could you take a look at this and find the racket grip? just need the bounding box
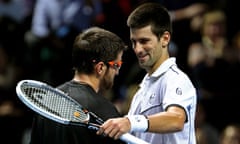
[120,133,150,144]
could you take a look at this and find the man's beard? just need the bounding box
[99,74,113,94]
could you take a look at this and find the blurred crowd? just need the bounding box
[1,0,240,144]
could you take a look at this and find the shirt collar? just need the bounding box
[151,57,176,78]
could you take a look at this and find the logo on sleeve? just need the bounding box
[149,93,156,104]
[176,87,182,95]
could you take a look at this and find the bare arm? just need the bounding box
[97,106,186,139]
[148,106,186,133]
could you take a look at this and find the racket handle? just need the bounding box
[120,133,149,144]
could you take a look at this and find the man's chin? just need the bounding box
[100,84,113,92]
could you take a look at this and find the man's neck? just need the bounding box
[73,74,99,92]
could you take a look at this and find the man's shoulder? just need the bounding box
[57,81,94,95]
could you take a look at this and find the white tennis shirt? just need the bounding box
[128,57,197,144]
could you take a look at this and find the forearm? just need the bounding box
[147,112,185,133]
[127,107,186,133]
[97,107,186,139]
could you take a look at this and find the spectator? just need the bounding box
[220,124,240,144]
[25,0,105,86]
[195,100,220,144]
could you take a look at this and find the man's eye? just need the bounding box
[139,39,148,44]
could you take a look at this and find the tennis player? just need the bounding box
[97,3,197,144]
[29,27,127,144]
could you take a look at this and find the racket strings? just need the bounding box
[21,84,89,122]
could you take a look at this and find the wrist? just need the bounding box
[126,115,149,132]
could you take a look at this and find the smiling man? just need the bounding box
[97,3,197,144]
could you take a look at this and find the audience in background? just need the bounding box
[0,41,32,144]
[220,124,240,144]
[0,0,240,143]
[0,0,32,23]
[188,9,228,69]
[25,0,105,86]
[195,100,219,144]
[187,9,240,130]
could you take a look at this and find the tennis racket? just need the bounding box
[16,80,149,144]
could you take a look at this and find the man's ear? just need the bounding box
[95,61,106,75]
[161,31,171,47]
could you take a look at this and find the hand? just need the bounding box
[97,117,131,139]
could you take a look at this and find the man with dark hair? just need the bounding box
[97,3,197,144]
[30,27,127,144]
